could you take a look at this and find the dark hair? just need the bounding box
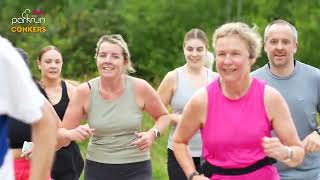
[38,45,61,61]
[15,48,50,100]
[183,28,209,49]
[15,48,29,66]
[35,81,49,100]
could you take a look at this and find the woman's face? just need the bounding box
[38,49,63,80]
[215,35,253,83]
[183,38,207,69]
[96,41,127,78]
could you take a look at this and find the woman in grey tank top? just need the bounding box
[157,28,217,180]
[57,34,170,180]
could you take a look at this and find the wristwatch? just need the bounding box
[152,128,160,140]
[283,146,293,162]
[188,172,200,180]
[315,127,320,135]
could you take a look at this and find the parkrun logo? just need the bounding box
[11,9,47,33]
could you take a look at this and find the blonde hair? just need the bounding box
[213,22,262,59]
[95,34,135,73]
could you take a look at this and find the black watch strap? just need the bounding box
[152,128,160,140]
[188,171,200,180]
[315,127,320,135]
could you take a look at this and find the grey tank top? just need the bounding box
[168,67,215,157]
[86,76,148,164]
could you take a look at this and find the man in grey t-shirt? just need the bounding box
[252,19,320,180]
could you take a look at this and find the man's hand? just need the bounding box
[302,131,320,154]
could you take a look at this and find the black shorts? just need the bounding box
[84,159,152,180]
[167,148,202,180]
[51,141,84,180]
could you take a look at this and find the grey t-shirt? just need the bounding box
[252,60,320,180]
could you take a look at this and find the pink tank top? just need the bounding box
[201,78,279,179]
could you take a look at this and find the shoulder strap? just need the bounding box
[61,80,68,99]
[87,82,91,89]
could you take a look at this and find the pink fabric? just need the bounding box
[201,78,279,180]
[14,158,51,180]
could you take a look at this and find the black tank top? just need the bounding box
[53,80,69,120]
[51,80,84,180]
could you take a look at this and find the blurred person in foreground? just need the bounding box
[0,36,57,180]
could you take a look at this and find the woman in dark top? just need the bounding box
[37,45,84,180]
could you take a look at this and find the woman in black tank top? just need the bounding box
[38,45,84,180]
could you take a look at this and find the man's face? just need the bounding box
[264,24,297,69]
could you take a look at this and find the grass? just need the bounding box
[78,114,170,180]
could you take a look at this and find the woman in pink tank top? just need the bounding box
[172,22,305,180]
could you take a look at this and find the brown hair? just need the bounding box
[38,45,62,61]
[183,28,209,49]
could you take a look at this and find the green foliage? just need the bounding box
[1,1,320,178]
[1,0,320,82]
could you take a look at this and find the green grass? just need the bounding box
[78,114,170,180]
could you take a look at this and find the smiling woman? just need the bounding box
[57,34,170,180]
[157,28,217,180]
[173,22,304,180]
[37,45,84,180]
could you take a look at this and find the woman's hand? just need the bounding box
[66,124,95,142]
[21,141,33,159]
[169,114,182,125]
[131,131,155,152]
[262,137,290,162]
